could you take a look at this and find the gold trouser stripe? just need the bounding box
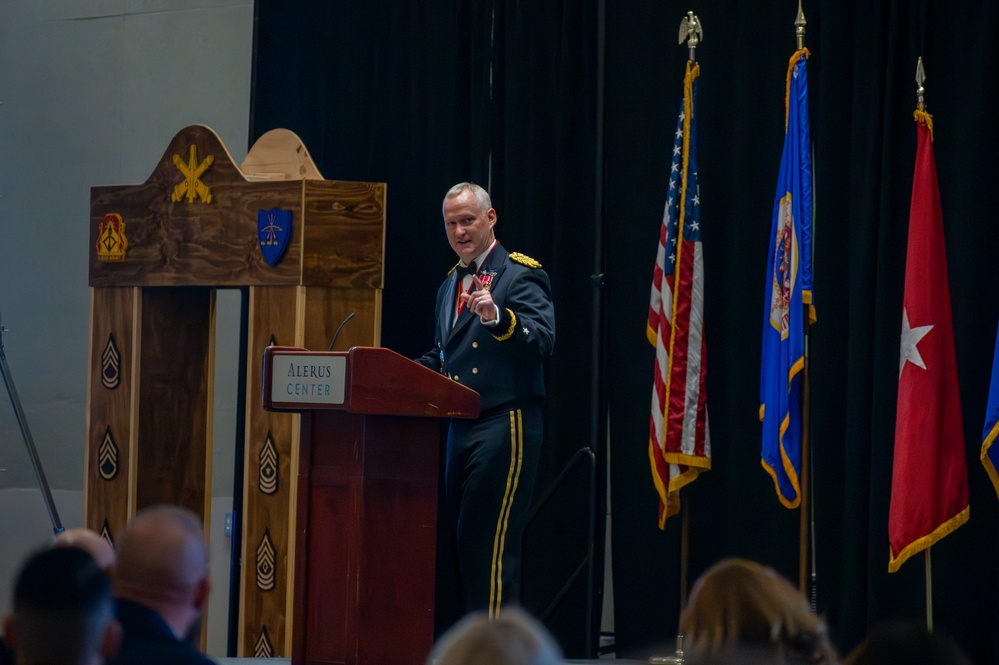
[488,409,524,619]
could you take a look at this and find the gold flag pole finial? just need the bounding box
[916,56,926,111]
[678,11,703,63]
[795,0,806,50]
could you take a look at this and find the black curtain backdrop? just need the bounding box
[251,1,999,662]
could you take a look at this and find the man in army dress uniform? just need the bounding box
[418,182,556,619]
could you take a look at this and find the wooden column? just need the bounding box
[241,285,299,656]
[85,287,140,544]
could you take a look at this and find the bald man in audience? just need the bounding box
[4,546,121,665]
[110,505,214,665]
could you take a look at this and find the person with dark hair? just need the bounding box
[3,546,121,665]
[842,620,972,665]
[111,505,213,665]
[679,557,839,665]
[426,607,562,665]
[54,528,116,574]
[417,182,556,617]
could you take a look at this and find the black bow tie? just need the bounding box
[456,261,477,279]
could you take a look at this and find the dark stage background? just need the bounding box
[250,1,999,662]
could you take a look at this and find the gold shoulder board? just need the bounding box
[509,252,542,269]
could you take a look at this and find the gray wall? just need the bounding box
[0,1,252,656]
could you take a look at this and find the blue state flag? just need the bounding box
[982,323,999,499]
[760,49,813,509]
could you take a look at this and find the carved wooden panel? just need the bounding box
[89,127,385,290]
[240,285,299,656]
[85,287,139,538]
[135,287,214,518]
[300,286,381,352]
[301,180,385,289]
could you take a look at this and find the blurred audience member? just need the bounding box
[111,505,213,665]
[842,620,972,665]
[427,607,561,665]
[55,528,116,574]
[3,546,120,665]
[679,557,838,665]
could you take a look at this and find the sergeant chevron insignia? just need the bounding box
[509,252,542,268]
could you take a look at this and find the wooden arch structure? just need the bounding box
[85,125,385,656]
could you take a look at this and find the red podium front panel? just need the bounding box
[263,346,478,665]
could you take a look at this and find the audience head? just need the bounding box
[113,504,210,640]
[842,620,972,665]
[3,546,120,665]
[679,557,838,665]
[54,528,116,574]
[426,607,562,665]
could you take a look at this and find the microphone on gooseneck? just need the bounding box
[328,312,356,351]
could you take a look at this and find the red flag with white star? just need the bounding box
[889,109,969,572]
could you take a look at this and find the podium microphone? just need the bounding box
[328,312,356,351]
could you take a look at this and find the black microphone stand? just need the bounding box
[0,313,64,535]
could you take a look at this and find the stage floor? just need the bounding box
[217,658,650,664]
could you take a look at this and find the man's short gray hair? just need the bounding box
[443,182,492,216]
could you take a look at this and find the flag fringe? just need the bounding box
[803,289,817,324]
[784,48,810,130]
[981,422,999,500]
[662,451,712,470]
[913,109,934,142]
[660,60,699,445]
[888,505,969,573]
[648,438,670,508]
[760,459,801,509]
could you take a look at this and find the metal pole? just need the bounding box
[809,141,819,611]
[800,312,811,593]
[925,548,934,633]
[0,314,64,534]
[917,57,932,637]
[795,2,810,595]
[680,496,689,613]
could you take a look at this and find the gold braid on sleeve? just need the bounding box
[493,309,517,341]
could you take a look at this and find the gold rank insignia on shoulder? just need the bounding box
[510,252,542,269]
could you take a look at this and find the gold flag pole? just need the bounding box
[679,10,703,64]
[792,0,814,600]
[915,55,934,634]
[677,11,702,622]
[795,0,806,51]
[648,14,704,665]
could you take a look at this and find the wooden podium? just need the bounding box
[263,345,479,665]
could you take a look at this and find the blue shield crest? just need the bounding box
[258,208,292,266]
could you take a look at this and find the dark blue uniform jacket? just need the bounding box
[417,242,555,412]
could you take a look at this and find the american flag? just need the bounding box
[646,61,710,529]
